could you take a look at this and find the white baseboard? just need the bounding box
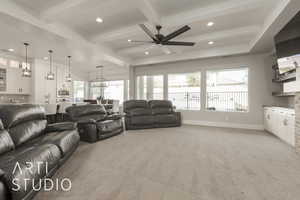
[183,120,264,130]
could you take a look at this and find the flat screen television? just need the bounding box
[275,11,300,74]
[277,54,300,74]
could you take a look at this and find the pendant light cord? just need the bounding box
[49,50,53,73]
[68,56,71,76]
[24,43,29,70]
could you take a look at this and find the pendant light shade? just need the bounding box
[46,50,55,80]
[95,65,107,88]
[21,43,31,77]
[66,56,72,82]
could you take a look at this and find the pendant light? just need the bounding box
[46,50,55,80]
[66,56,72,82]
[21,43,31,77]
[95,65,107,88]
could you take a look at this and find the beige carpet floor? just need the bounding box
[35,125,300,200]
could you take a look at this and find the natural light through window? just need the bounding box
[136,75,164,100]
[168,72,201,110]
[104,80,124,104]
[73,81,85,102]
[206,68,248,112]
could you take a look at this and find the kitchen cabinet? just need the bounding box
[264,107,295,146]
[1,67,31,95]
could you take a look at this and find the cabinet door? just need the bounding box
[277,111,286,140]
[264,108,272,132]
[6,67,31,94]
[19,75,31,94]
[6,68,20,94]
[285,114,295,146]
[270,109,279,135]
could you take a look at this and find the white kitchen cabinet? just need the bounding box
[264,107,295,146]
[3,67,31,95]
[264,108,272,132]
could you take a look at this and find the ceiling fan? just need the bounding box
[131,24,195,46]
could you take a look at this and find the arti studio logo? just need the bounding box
[11,161,72,192]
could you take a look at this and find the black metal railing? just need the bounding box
[168,92,201,110]
[206,91,248,112]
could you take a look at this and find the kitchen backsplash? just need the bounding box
[0,94,30,104]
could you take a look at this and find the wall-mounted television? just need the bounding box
[275,11,300,74]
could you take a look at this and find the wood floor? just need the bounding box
[35,125,300,200]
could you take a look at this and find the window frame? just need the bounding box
[167,71,201,111]
[205,67,249,113]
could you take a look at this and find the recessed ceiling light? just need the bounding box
[208,41,214,45]
[8,48,14,52]
[128,39,132,42]
[43,57,48,60]
[96,17,103,23]
[145,51,149,55]
[207,22,214,27]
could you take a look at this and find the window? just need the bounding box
[73,81,85,102]
[0,58,8,66]
[136,76,147,100]
[104,80,124,104]
[136,75,164,100]
[90,82,103,99]
[153,75,164,100]
[168,72,201,110]
[206,68,248,112]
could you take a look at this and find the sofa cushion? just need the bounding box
[151,107,173,115]
[0,143,61,200]
[130,115,154,125]
[123,100,148,113]
[128,108,152,116]
[76,114,107,122]
[66,105,107,121]
[149,100,174,115]
[96,119,122,134]
[28,130,80,157]
[153,114,178,124]
[0,104,46,129]
[0,130,14,155]
[148,100,173,109]
[44,122,77,133]
[8,120,47,147]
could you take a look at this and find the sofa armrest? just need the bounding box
[106,114,122,120]
[77,119,97,125]
[175,112,182,126]
[77,120,98,143]
[45,122,77,133]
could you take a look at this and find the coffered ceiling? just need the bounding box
[0,0,299,73]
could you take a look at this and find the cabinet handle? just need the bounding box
[267,114,270,120]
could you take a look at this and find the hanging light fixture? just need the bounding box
[46,50,55,80]
[95,65,107,88]
[21,43,31,77]
[66,56,72,82]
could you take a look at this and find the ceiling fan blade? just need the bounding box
[139,24,157,41]
[162,25,191,42]
[130,40,154,43]
[162,41,195,46]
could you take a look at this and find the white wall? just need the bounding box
[31,59,88,104]
[133,54,286,130]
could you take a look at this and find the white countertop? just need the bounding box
[264,106,295,114]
